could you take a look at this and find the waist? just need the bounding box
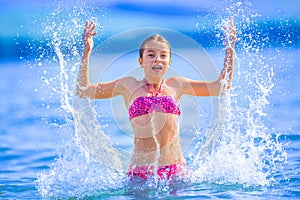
[130,142,185,167]
[133,133,181,153]
[127,163,188,180]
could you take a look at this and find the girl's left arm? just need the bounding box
[177,17,236,97]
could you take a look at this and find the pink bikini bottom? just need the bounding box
[127,163,187,180]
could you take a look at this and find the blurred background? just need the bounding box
[0,0,300,198]
[1,0,299,60]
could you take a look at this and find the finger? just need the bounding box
[230,18,236,31]
[85,21,89,29]
[84,21,90,34]
[230,17,234,26]
[87,23,92,30]
[90,24,97,32]
[88,21,95,29]
[230,28,236,35]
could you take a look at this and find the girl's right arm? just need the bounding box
[76,21,123,99]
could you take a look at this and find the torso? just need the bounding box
[121,77,185,167]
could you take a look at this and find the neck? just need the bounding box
[143,78,164,97]
[144,77,163,88]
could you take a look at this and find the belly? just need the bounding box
[130,138,185,166]
[131,112,178,139]
[130,112,185,166]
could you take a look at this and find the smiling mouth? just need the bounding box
[152,65,163,70]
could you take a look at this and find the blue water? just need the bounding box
[1,0,300,199]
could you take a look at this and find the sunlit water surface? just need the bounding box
[1,0,299,199]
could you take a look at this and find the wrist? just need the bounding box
[225,46,235,51]
[82,49,92,58]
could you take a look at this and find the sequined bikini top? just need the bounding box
[128,79,181,120]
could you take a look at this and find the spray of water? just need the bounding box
[35,1,126,198]
[34,0,288,198]
[190,0,287,187]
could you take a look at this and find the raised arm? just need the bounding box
[219,17,236,91]
[76,21,122,99]
[176,17,236,97]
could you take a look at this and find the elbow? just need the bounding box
[214,78,232,96]
[76,84,99,99]
[219,82,232,95]
[76,85,87,98]
[226,83,232,91]
[76,87,83,98]
[217,70,233,94]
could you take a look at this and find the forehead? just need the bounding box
[143,41,170,52]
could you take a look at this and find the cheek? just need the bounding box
[139,58,150,66]
[163,58,171,64]
[145,58,155,64]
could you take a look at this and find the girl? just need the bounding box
[77,18,236,180]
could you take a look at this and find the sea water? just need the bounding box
[1,0,299,199]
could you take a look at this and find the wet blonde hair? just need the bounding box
[139,34,171,58]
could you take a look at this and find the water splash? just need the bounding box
[190,0,287,187]
[35,1,125,198]
[34,0,289,198]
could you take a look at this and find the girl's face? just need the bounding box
[138,41,171,79]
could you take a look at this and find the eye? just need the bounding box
[147,54,154,57]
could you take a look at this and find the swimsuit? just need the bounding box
[128,79,181,120]
[128,79,184,180]
[127,163,187,180]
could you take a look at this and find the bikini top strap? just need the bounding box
[144,79,164,97]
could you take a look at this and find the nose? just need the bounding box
[154,55,162,63]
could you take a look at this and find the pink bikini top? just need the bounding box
[128,79,181,120]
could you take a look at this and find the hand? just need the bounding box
[82,21,97,52]
[223,17,236,49]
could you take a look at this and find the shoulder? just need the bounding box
[166,76,194,97]
[165,76,187,96]
[116,76,142,94]
[118,76,139,86]
[166,76,187,87]
[116,76,143,104]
